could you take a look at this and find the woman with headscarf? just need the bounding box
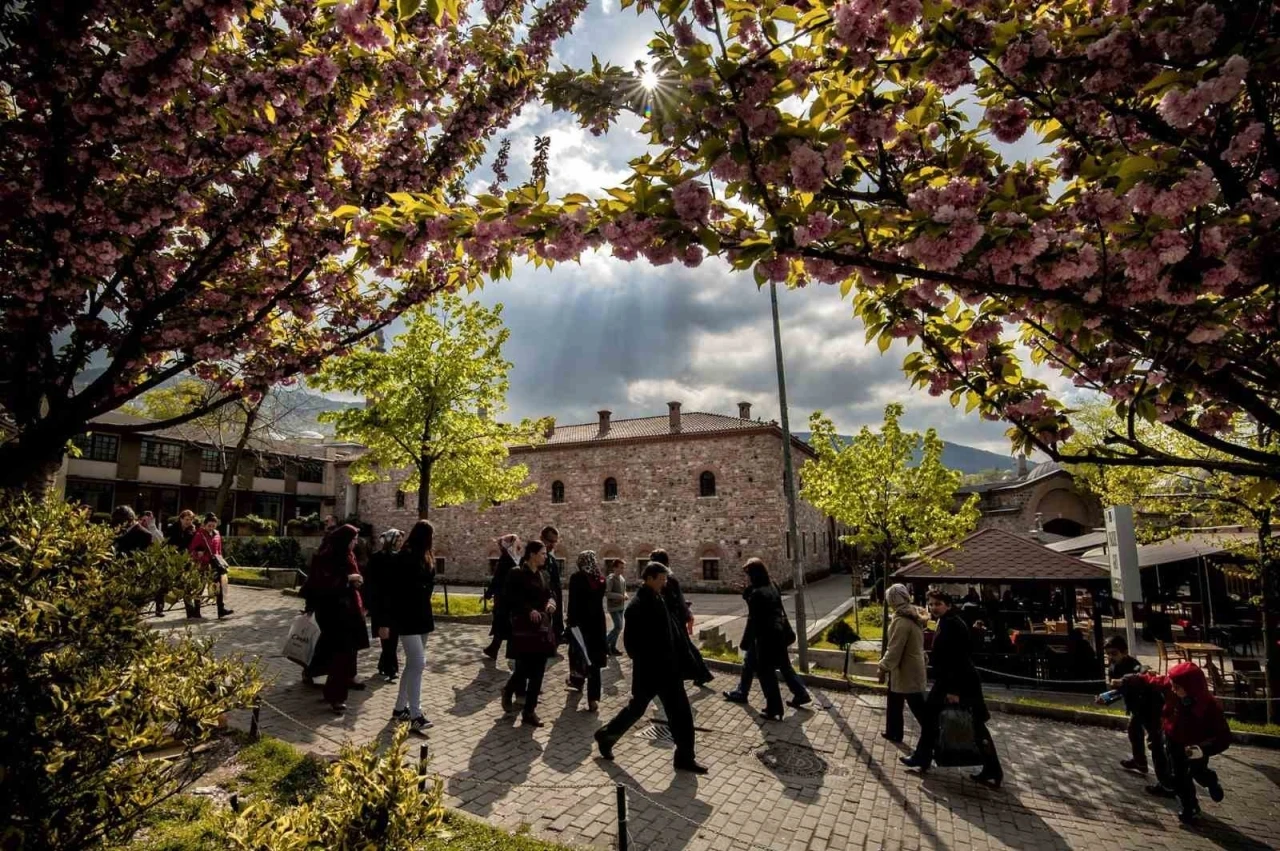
[365,528,403,683]
[483,533,521,659]
[384,520,436,735]
[503,540,556,726]
[879,583,929,743]
[567,550,608,712]
[300,524,370,713]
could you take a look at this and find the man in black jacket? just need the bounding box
[542,526,565,642]
[649,549,713,686]
[594,562,707,774]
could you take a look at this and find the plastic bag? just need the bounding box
[933,706,985,767]
[282,613,321,668]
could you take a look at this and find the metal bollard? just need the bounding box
[229,793,240,813]
[418,742,429,792]
[443,581,450,615]
[249,702,261,741]
[616,784,628,851]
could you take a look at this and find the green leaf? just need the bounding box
[331,205,362,219]
[398,0,422,18]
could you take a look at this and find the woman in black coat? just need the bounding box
[484,534,519,659]
[382,520,436,734]
[300,524,371,714]
[566,550,608,711]
[903,590,1003,787]
[502,539,555,726]
[742,558,793,721]
[364,528,403,683]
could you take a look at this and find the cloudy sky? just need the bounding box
[448,1,1068,452]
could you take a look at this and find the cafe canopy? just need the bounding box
[894,527,1110,584]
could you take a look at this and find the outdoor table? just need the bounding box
[1174,642,1226,674]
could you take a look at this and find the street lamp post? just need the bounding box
[769,281,809,672]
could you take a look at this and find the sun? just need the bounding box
[640,69,661,91]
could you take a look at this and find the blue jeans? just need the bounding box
[396,634,427,718]
[736,648,809,700]
[607,610,623,650]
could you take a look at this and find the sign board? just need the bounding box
[1104,506,1142,602]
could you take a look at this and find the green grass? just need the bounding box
[223,736,328,806]
[812,606,884,649]
[227,567,265,584]
[432,593,486,617]
[129,796,224,851]
[417,812,578,850]
[701,645,742,663]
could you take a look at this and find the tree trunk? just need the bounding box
[417,457,432,520]
[213,401,261,521]
[0,428,71,500]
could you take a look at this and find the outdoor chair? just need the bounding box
[1154,639,1181,674]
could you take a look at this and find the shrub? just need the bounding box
[230,515,276,535]
[826,620,860,648]
[858,605,884,629]
[222,727,446,850]
[284,513,323,533]
[224,536,304,571]
[0,496,261,851]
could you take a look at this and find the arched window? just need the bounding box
[699,471,716,497]
[551,480,565,504]
[394,490,405,509]
[603,477,618,502]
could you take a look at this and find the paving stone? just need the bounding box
[173,588,1280,851]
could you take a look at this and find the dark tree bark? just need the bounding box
[212,400,262,521]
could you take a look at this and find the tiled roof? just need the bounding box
[895,527,1109,583]
[87,411,333,461]
[539,412,769,445]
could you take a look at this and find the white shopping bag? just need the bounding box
[282,613,321,668]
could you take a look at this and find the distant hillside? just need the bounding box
[794,431,1017,475]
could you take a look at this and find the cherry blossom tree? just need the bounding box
[0,0,585,494]
[372,0,1280,484]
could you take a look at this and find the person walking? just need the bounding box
[300,524,370,714]
[902,590,1003,788]
[594,562,707,774]
[567,550,609,712]
[1125,662,1230,822]
[384,520,436,735]
[483,533,520,659]
[649,549,713,687]
[502,539,556,727]
[724,571,812,709]
[879,583,929,743]
[165,509,201,618]
[190,513,233,619]
[365,528,403,683]
[741,559,796,721]
[541,526,565,643]
[111,506,160,616]
[139,511,165,544]
[604,558,628,655]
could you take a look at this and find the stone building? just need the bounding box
[957,458,1102,539]
[337,403,837,591]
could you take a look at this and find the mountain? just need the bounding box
[793,431,1017,475]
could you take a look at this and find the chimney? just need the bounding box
[738,401,752,420]
[597,410,611,436]
[478,405,489,421]
[668,401,682,433]
[1016,453,1028,479]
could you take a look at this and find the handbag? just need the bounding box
[933,706,985,767]
[282,613,321,668]
[511,612,557,656]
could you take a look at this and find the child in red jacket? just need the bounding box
[1128,662,1231,823]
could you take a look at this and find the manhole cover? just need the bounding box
[755,743,846,777]
[634,724,675,745]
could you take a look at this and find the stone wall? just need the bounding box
[969,472,1103,537]
[341,430,833,591]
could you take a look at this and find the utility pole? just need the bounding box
[770,281,809,672]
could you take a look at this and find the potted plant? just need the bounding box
[285,513,323,537]
[231,514,276,536]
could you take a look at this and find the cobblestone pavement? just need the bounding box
[163,588,1280,851]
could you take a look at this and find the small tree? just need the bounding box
[0,496,261,851]
[801,404,979,650]
[311,294,550,519]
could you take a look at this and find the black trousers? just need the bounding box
[736,649,810,700]
[1127,714,1171,786]
[599,679,696,763]
[377,630,399,676]
[688,637,713,683]
[505,656,546,716]
[757,658,785,715]
[1167,742,1218,811]
[911,700,1003,780]
[885,691,927,742]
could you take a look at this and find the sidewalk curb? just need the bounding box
[701,659,1280,750]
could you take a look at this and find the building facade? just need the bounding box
[58,411,339,530]
[958,459,1103,539]
[339,403,836,591]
